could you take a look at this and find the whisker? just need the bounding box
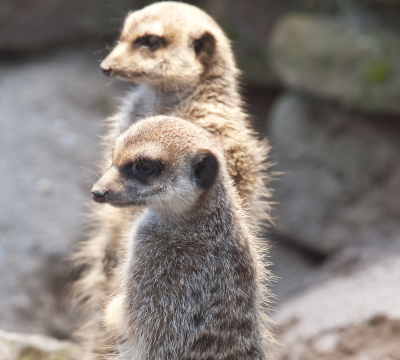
[93,47,109,56]
[85,161,107,171]
[105,4,128,16]
[79,166,100,179]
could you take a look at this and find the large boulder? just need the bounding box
[269,14,400,113]
[267,92,400,255]
[0,0,137,52]
[206,0,289,85]
[0,330,84,360]
[272,254,400,360]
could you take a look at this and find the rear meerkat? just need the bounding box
[91,116,274,360]
[74,1,272,356]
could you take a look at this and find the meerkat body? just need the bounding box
[74,2,272,356]
[91,116,273,360]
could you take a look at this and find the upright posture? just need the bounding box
[92,116,274,360]
[74,2,272,355]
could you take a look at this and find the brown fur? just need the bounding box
[72,2,273,357]
[92,116,275,360]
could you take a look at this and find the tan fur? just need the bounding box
[93,116,275,360]
[72,2,273,357]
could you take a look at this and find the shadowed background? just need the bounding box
[1,1,400,359]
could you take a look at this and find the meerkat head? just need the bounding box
[100,2,234,89]
[91,116,222,217]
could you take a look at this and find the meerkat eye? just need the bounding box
[135,160,153,173]
[135,35,165,51]
[131,159,164,183]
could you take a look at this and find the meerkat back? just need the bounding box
[92,116,274,360]
[73,2,273,357]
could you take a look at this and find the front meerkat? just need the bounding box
[91,116,274,360]
[74,2,272,356]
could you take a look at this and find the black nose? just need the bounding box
[102,68,113,77]
[92,190,109,203]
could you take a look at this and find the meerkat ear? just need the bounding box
[192,31,216,66]
[193,150,219,190]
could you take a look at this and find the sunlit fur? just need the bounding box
[92,116,275,360]
[72,2,273,357]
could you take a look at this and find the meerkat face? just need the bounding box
[100,2,224,89]
[91,117,220,215]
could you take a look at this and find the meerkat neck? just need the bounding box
[146,83,194,109]
[139,61,240,116]
[148,181,233,226]
[194,68,241,109]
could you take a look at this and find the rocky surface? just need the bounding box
[0,0,135,53]
[0,50,127,338]
[271,254,400,360]
[0,329,84,360]
[269,14,400,113]
[267,92,400,255]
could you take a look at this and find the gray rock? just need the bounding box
[0,0,137,52]
[205,0,288,85]
[268,92,400,255]
[0,50,127,337]
[272,254,400,360]
[268,239,322,303]
[269,14,400,113]
[0,329,84,360]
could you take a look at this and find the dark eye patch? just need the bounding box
[134,35,166,51]
[120,158,164,184]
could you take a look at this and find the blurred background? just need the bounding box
[1,0,400,359]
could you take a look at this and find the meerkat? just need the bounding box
[91,115,274,360]
[73,2,272,356]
